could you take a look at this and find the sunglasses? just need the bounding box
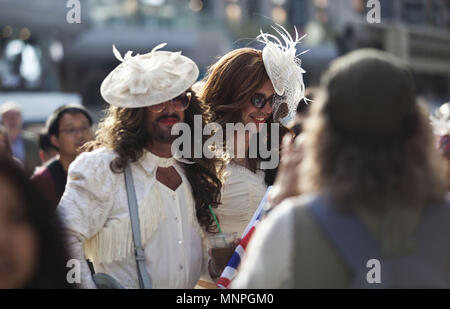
[250,93,275,109]
[149,92,192,113]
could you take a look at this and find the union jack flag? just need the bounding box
[216,187,272,289]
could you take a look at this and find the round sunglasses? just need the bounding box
[148,92,192,113]
[250,93,275,109]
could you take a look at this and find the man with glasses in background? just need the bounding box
[31,104,94,209]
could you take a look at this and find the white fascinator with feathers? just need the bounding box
[256,24,308,126]
[101,43,199,108]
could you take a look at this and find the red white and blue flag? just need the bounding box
[216,187,272,289]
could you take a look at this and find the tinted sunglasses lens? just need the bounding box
[251,94,266,108]
[150,103,164,112]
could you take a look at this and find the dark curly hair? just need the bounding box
[82,89,225,233]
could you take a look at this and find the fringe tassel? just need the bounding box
[84,168,207,265]
[84,187,166,264]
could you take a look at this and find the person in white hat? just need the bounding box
[58,44,225,289]
[199,24,307,280]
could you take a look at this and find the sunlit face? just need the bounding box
[145,99,185,143]
[240,80,274,131]
[1,110,21,130]
[0,176,38,289]
[50,112,93,158]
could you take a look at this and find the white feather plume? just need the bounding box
[256,24,308,127]
[430,103,450,136]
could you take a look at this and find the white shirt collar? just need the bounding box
[138,149,197,176]
[139,150,176,175]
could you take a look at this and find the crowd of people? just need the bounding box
[1,24,450,289]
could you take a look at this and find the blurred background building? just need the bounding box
[0,0,449,127]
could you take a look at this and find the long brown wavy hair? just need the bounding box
[83,89,225,232]
[300,50,447,213]
[200,48,288,184]
[302,100,447,211]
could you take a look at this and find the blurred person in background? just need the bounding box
[38,131,58,164]
[31,105,94,209]
[430,102,450,191]
[0,155,72,289]
[233,49,450,289]
[0,102,40,176]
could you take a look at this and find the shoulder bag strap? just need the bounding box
[124,165,152,289]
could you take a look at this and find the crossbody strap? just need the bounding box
[307,194,382,275]
[124,165,152,289]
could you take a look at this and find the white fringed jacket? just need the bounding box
[58,148,207,289]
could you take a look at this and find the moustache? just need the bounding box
[157,114,180,122]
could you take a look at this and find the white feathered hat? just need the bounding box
[100,43,199,108]
[256,24,308,127]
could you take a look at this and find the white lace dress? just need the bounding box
[216,162,268,237]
